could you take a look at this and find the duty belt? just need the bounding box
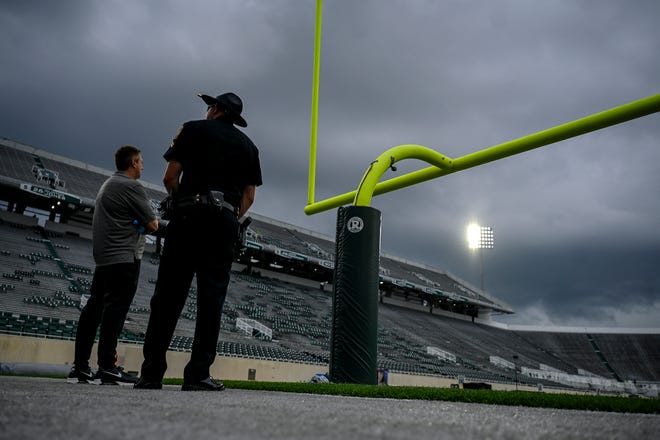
[175,192,238,216]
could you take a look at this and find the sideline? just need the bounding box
[1,376,658,440]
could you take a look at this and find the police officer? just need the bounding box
[136,92,262,391]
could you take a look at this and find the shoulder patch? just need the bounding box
[170,126,184,148]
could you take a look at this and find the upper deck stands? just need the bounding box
[591,333,660,382]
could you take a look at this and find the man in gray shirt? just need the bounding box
[68,145,158,385]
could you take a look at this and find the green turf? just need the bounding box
[4,373,656,414]
[161,379,660,414]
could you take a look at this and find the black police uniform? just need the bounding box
[140,117,262,384]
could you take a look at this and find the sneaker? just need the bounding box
[95,366,139,385]
[182,376,225,391]
[67,365,97,384]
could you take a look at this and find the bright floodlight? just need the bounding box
[467,223,481,249]
[467,223,494,291]
[480,226,494,249]
[467,223,494,249]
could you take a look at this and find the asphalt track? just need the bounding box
[1,376,658,440]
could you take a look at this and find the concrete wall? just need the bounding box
[387,372,456,388]
[0,334,324,382]
[0,334,601,395]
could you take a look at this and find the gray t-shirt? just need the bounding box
[92,172,156,266]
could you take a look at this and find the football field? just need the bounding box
[1,376,657,440]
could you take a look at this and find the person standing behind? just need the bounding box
[135,91,262,391]
[68,146,158,385]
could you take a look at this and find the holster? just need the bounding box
[233,216,252,256]
[158,196,175,220]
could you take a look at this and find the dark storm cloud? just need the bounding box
[1,0,659,327]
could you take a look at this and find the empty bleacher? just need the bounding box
[511,331,613,378]
[0,143,36,183]
[248,218,312,255]
[379,254,500,307]
[2,214,660,391]
[1,137,658,391]
[0,139,165,207]
[590,333,660,382]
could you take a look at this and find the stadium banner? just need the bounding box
[244,240,263,250]
[19,183,81,204]
[244,238,335,270]
[274,248,309,262]
[330,205,380,385]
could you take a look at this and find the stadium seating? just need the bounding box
[1,136,658,391]
[590,334,660,382]
[1,212,659,391]
[0,143,36,183]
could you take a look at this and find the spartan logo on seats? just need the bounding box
[347,216,364,233]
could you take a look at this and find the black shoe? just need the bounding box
[182,376,225,391]
[134,377,163,390]
[67,365,97,384]
[95,366,139,385]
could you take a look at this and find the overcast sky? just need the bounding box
[1,0,659,328]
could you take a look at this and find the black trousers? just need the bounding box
[140,206,238,382]
[74,260,141,369]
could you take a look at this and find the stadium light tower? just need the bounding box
[466,223,494,291]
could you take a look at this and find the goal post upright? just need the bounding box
[307,0,323,207]
[304,0,660,385]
